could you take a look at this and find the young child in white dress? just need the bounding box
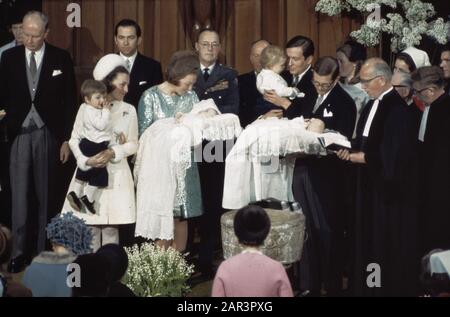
[67,80,111,214]
[256,45,303,99]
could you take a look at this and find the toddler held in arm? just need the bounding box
[256,45,304,100]
[67,79,111,215]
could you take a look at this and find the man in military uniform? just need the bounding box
[192,29,239,280]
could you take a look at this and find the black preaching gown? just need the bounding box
[351,89,420,297]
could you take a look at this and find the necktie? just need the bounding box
[30,51,37,79]
[203,68,210,82]
[126,58,131,72]
[312,95,324,113]
[292,75,299,87]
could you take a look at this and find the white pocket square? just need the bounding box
[323,108,333,117]
[139,81,147,86]
[52,70,62,77]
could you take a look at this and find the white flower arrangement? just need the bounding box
[123,243,194,297]
[315,0,449,52]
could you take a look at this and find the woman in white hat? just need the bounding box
[394,46,431,74]
[62,54,138,251]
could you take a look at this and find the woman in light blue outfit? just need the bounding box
[137,51,203,251]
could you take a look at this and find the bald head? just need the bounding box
[22,11,49,51]
[360,58,393,99]
[250,40,270,73]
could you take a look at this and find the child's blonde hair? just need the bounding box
[260,45,286,69]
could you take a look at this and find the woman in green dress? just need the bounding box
[137,51,203,251]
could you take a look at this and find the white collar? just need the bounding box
[201,63,216,73]
[294,65,311,83]
[26,42,45,59]
[376,86,394,101]
[240,247,263,255]
[120,51,138,64]
[318,83,337,102]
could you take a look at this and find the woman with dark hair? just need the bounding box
[394,46,431,74]
[62,54,138,251]
[336,40,370,137]
[211,205,293,297]
[135,50,203,252]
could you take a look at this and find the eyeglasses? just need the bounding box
[311,80,334,89]
[393,84,409,89]
[360,75,381,85]
[199,42,220,49]
[412,87,433,95]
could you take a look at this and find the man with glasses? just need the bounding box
[439,44,450,96]
[411,66,450,257]
[337,58,419,296]
[192,29,239,281]
[292,56,356,297]
[263,35,317,119]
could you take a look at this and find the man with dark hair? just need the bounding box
[193,29,239,281]
[439,43,450,95]
[337,58,420,296]
[0,11,23,61]
[293,56,356,297]
[0,11,77,273]
[264,35,317,119]
[411,66,450,255]
[114,19,163,109]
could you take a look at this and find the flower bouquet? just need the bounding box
[123,243,194,297]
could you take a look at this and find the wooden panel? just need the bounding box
[42,0,368,78]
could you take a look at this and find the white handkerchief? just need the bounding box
[52,70,62,77]
[139,81,147,86]
[323,108,333,117]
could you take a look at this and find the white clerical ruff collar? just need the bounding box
[362,87,393,137]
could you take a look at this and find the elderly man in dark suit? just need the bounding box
[192,29,239,280]
[0,11,77,272]
[264,35,318,119]
[238,39,279,128]
[115,19,163,109]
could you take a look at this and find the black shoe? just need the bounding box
[67,191,83,212]
[7,255,29,273]
[80,195,96,214]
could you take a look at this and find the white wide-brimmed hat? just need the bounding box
[93,54,127,81]
[430,250,450,276]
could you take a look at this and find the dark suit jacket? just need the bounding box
[0,43,77,144]
[282,68,318,119]
[238,71,285,127]
[298,84,357,229]
[125,53,163,108]
[418,93,450,251]
[193,63,239,114]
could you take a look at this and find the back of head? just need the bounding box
[71,253,111,297]
[363,57,393,82]
[314,56,340,80]
[46,212,93,256]
[234,205,271,247]
[0,224,12,266]
[260,45,285,69]
[411,66,446,89]
[96,244,128,282]
[337,40,367,63]
[285,35,314,59]
[167,50,199,85]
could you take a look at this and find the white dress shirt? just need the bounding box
[25,43,45,69]
[120,51,137,72]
